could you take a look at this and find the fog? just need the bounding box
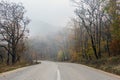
[0,0,76,60]
[7,0,75,37]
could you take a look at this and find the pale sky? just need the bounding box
[3,0,75,37]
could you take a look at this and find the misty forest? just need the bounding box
[0,0,120,75]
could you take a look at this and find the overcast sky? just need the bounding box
[5,0,75,37]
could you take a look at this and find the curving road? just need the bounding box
[0,61,120,80]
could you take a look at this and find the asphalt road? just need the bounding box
[0,61,120,80]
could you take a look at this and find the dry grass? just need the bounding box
[0,62,29,73]
[0,61,40,73]
[80,56,120,75]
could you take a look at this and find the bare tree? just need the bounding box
[0,1,30,64]
[73,0,108,59]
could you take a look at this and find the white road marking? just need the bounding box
[57,69,61,80]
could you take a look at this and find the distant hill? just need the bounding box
[29,21,61,37]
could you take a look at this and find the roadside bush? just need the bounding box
[107,56,120,65]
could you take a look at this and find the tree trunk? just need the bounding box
[12,54,16,64]
[12,45,17,64]
[106,38,111,56]
[7,52,10,65]
[90,36,99,59]
[0,55,3,63]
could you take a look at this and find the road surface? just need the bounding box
[0,61,120,80]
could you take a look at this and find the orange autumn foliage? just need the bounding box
[110,39,120,56]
